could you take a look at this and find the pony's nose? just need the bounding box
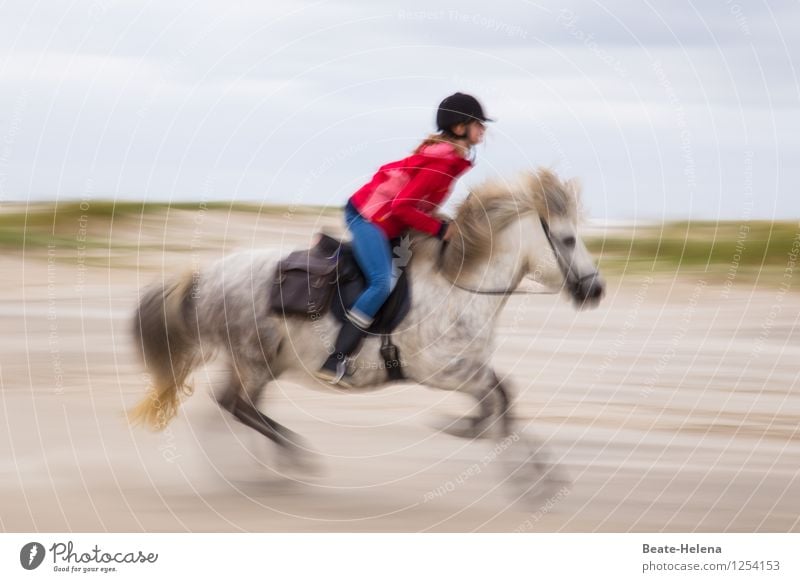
[587,279,604,300]
[581,273,605,302]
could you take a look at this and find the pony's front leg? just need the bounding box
[429,364,515,440]
[431,366,570,502]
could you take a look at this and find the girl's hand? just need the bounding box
[442,222,455,242]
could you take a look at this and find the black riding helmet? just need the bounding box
[436,92,494,136]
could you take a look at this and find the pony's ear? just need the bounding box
[565,176,582,196]
[565,177,586,223]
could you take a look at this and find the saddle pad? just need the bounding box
[268,249,338,317]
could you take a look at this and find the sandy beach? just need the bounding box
[2,209,798,532]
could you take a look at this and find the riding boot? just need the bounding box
[314,315,369,388]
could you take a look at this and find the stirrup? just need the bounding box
[330,360,356,388]
[315,359,355,389]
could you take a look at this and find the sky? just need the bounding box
[0,0,797,220]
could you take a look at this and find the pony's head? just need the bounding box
[522,168,605,308]
[435,167,604,308]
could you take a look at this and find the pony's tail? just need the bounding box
[128,271,199,431]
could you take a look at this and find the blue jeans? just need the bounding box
[344,201,393,324]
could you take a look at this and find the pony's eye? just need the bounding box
[562,236,576,248]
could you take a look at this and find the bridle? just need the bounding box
[538,217,600,295]
[437,217,597,297]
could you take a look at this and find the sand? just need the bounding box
[2,210,798,532]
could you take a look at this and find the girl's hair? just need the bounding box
[413,132,470,156]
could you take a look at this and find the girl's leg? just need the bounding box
[315,206,393,385]
[344,206,393,327]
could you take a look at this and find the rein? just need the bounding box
[447,277,558,296]
[435,222,555,296]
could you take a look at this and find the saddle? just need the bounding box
[268,233,411,380]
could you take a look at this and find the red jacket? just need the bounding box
[349,142,473,239]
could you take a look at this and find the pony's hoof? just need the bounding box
[276,446,322,479]
[431,415,493,439]
[513,477,572,515]
[498,434,572,510]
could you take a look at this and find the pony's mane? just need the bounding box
[412,168,581,278]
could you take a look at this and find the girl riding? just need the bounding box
[315,92,493,388]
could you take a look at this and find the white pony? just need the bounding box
[130,168,604,473]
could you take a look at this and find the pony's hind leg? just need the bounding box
[215,354,312,467]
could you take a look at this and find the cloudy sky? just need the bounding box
[0,0,797,219]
